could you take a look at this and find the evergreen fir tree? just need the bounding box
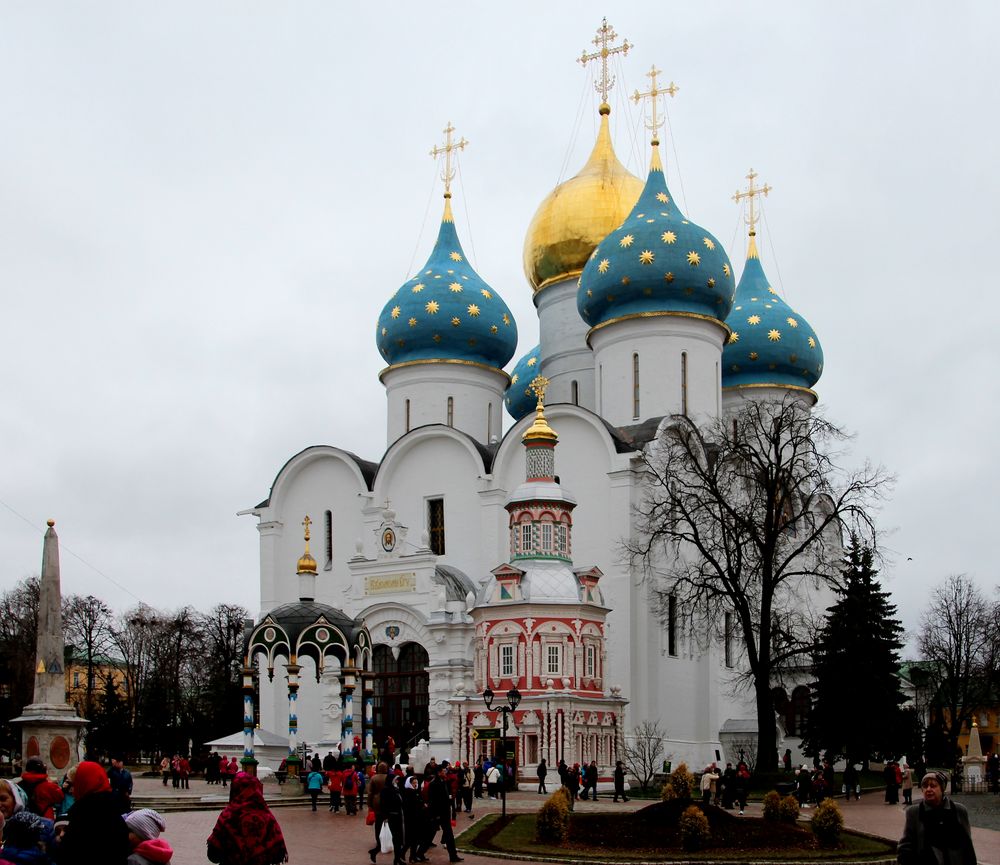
[804,537,907,765]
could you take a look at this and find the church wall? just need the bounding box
[536,280,596,411]
[590,317,724,426]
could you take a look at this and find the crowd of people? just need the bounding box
[697,761,753,814]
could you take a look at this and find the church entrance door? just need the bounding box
[373,643,429,757]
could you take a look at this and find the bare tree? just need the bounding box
[63,594,114,717]
[627,397,890,770]
[919,574,998,766]
[621,719,666,791]
[0,576,40,752]
[111,604,160,731]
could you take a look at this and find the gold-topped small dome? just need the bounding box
[297,515,318,576]
[523,110,643,294]
[522,375,558,444]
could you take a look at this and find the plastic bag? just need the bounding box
[379,820,393,853]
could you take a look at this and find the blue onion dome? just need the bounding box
[377,197,518,370]
[503,344,541,421]
[577,144,735,329]
[722,234,824,391]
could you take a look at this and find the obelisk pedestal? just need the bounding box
[10,521,87,771]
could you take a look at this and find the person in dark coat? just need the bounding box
[366,763,389,863]
[424,766,462,863]
[843,762,860,801]
[613,761,628,802]
[54,760,129,865]
[377,775,405,865]
[897,771,976,865]
[401,776,428,864]
[536,759,547,794]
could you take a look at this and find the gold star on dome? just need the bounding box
[747,314,761,325]
[639,250,654,264]
[620,234,635,248]
[723,263,731,277]
[728,331,740,344]
[467,303,480,317]
[481,289,492,299]
[598,258,610,273]
[511,373,519,384]
[590,248,599,260]
[707,278,715,288]
[502,313,511,325]
[636,213,645,218]
[526,357,537,367]
[787,317,798,328]
[687,251,701,266]
[808,336,817,348]
[425,300,440,314]
[381,327,387,336]
[391,306,401,319]
[433,333,442,342]
[768,329,781,341]
[749,351,759,360]
[656,192,669,204]
[450,251,463,262]
[450,282,463,292]
[703,238,715,250]
[586,289,593,297]
[408,317,417,327]
[664,272,675,283]
[661,230,677,244]
[412,283,425,293]
[490,325,498,334]
[768,286,778,294]
[621,276,630,286]
[451,316,461,326]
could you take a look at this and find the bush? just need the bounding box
[810,798,844,847]
[779,794,801,824]
[761,790,781,821]
[679,804,711,851]
[536,788,571,844]
[661,762,696,801]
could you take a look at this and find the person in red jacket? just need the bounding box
[18,757,64,820]
[327,767,343,813]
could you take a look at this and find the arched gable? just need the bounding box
[359,601,434,651]
[373,424,491,490]
[266,445,374,513]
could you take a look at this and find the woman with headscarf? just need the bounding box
[124,809,172,865]
[1,811,52,865]
[401,775,428,864]
[51,760,129,865]
[0,780,28,821]
[206,773,287,865]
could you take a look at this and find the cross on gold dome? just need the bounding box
[732,168,772,237]
[529,374,550,407]
[429,121,468,198]
[302,515,312,542]
[631,65,678,145]
[578,17,632,108]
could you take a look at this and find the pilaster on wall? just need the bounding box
[258,521,282,615]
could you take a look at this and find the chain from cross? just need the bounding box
[631,65,679,144]
[578,17,632,105]
[302,515,312,542]
[429,121,468,197]
[529,375,550,406]
[732,169,772,236]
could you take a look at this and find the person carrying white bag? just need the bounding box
[373,774,405,865]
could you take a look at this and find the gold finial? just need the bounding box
[631,65,678,146]
[429,121,468,199]
[578,17,632,108]
[46,519,55,527]
[522,375,558,444]
[297,514,317,575]
[732,168,772,257]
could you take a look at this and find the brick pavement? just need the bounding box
[129,776,999,865]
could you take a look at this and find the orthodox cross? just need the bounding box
[429,121,468,197]
[631,65,678,144]
[302,514,312,542]
[578,18,631,106]
[732,169,772,236]
[529,375,550,407]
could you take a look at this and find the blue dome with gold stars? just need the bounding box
[577,145,735,329]
[503,344,541,421]
[377,199,518,370]
[722,238,823,391]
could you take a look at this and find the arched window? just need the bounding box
[681,352,689,416]
[791,685,811,737]
[324,510,333,569]
[571,380,579,405]
[446,396,454,427]
[405,399,411,433]
[632,353,640,419]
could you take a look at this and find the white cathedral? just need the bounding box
[242,21,833,778]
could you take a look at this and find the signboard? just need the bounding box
[364,572,416,596]
[471,728,500,740]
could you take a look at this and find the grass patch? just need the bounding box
[458,805,895,862]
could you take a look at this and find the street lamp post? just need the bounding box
[483,685,521,818]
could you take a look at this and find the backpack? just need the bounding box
[343,771,356,794]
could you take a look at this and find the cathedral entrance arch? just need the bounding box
[373,643,429,754]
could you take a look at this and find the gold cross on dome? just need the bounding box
[732,169,772,236]
[529,375,550,407]
[429,121,468,197]
[302,515,312,542]
[631,65,678,144]
[578,17,632,106]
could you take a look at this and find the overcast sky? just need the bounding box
[1,2,996,652]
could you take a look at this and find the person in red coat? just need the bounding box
[18,757,64,820]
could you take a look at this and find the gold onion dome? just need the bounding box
[522,376,558,444]
[297,516,318,575]
[523,106,643,294]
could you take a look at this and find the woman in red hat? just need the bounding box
[53,760,129,865]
